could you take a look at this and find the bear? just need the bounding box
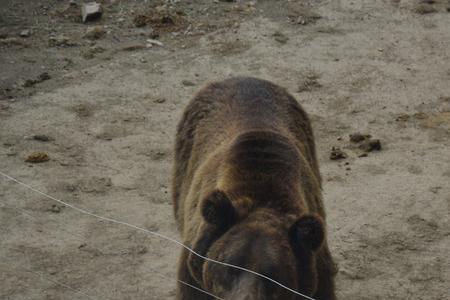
[172,77,337,300]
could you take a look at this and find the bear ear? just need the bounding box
[289,215,325,252]
[201,190,237,229]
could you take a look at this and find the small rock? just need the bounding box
[81,2,102,23]
[358,153,368,158]
[349,133,371,143]
[137,246,148,255]
[121,44,146,51]
[25,152,50,163]
[359,139,382,152]
[146,38,163,47]
[23,72,51,87]
[83,26,105,40]
[49,204,61,213]
[414,4,437,14]
[182,80,196,87]
[330,147,347,160]
[38,72,51,81]
[154,97,166,103]
[19,29,31,38]
[395,113,410,122]
[273,31,289,44]
[32,134,53,142]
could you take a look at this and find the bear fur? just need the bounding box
[172,77,337,300]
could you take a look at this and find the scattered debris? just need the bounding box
[273,31,289,44]
[359,139,382,152]
[349,133,372,143]
[81,2,103,23]
[25,152,50,163]
[330,147,347,160]
[83,26,105,40]
[23,72,51,87]
[182,80,196,87]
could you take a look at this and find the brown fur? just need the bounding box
[172,77,337,300]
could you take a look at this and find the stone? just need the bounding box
[182,80,196,86]
[81,2,103,23]
[349,133,371,143]
[83,26,105,40]
[359,139,382,152]
[330,147,347,160]
[273,31,289,44]
[19,29,31,37]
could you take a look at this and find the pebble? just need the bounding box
[19,29,31,37]
[154,97,166,103]
[330,147,347,160]
[349,133,371,143]
[182,80,196,86]
[359,139,382,152]
[273,31,289,44]
[146,38,163,47]
[32,134,53,142]
[83,26,105,40]
[50,204,61,213]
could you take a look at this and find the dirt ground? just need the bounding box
[1,0,449,299]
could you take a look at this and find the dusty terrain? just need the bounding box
[1,0,449,299]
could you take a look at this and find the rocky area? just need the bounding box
[1,0,449,299]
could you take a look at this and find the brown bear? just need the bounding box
[172,77,337,300]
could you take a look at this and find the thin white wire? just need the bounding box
[0,170,316,300]
[10,206,224,300]
[0,261,99,300]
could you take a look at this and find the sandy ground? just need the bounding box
[1,0,450,299]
